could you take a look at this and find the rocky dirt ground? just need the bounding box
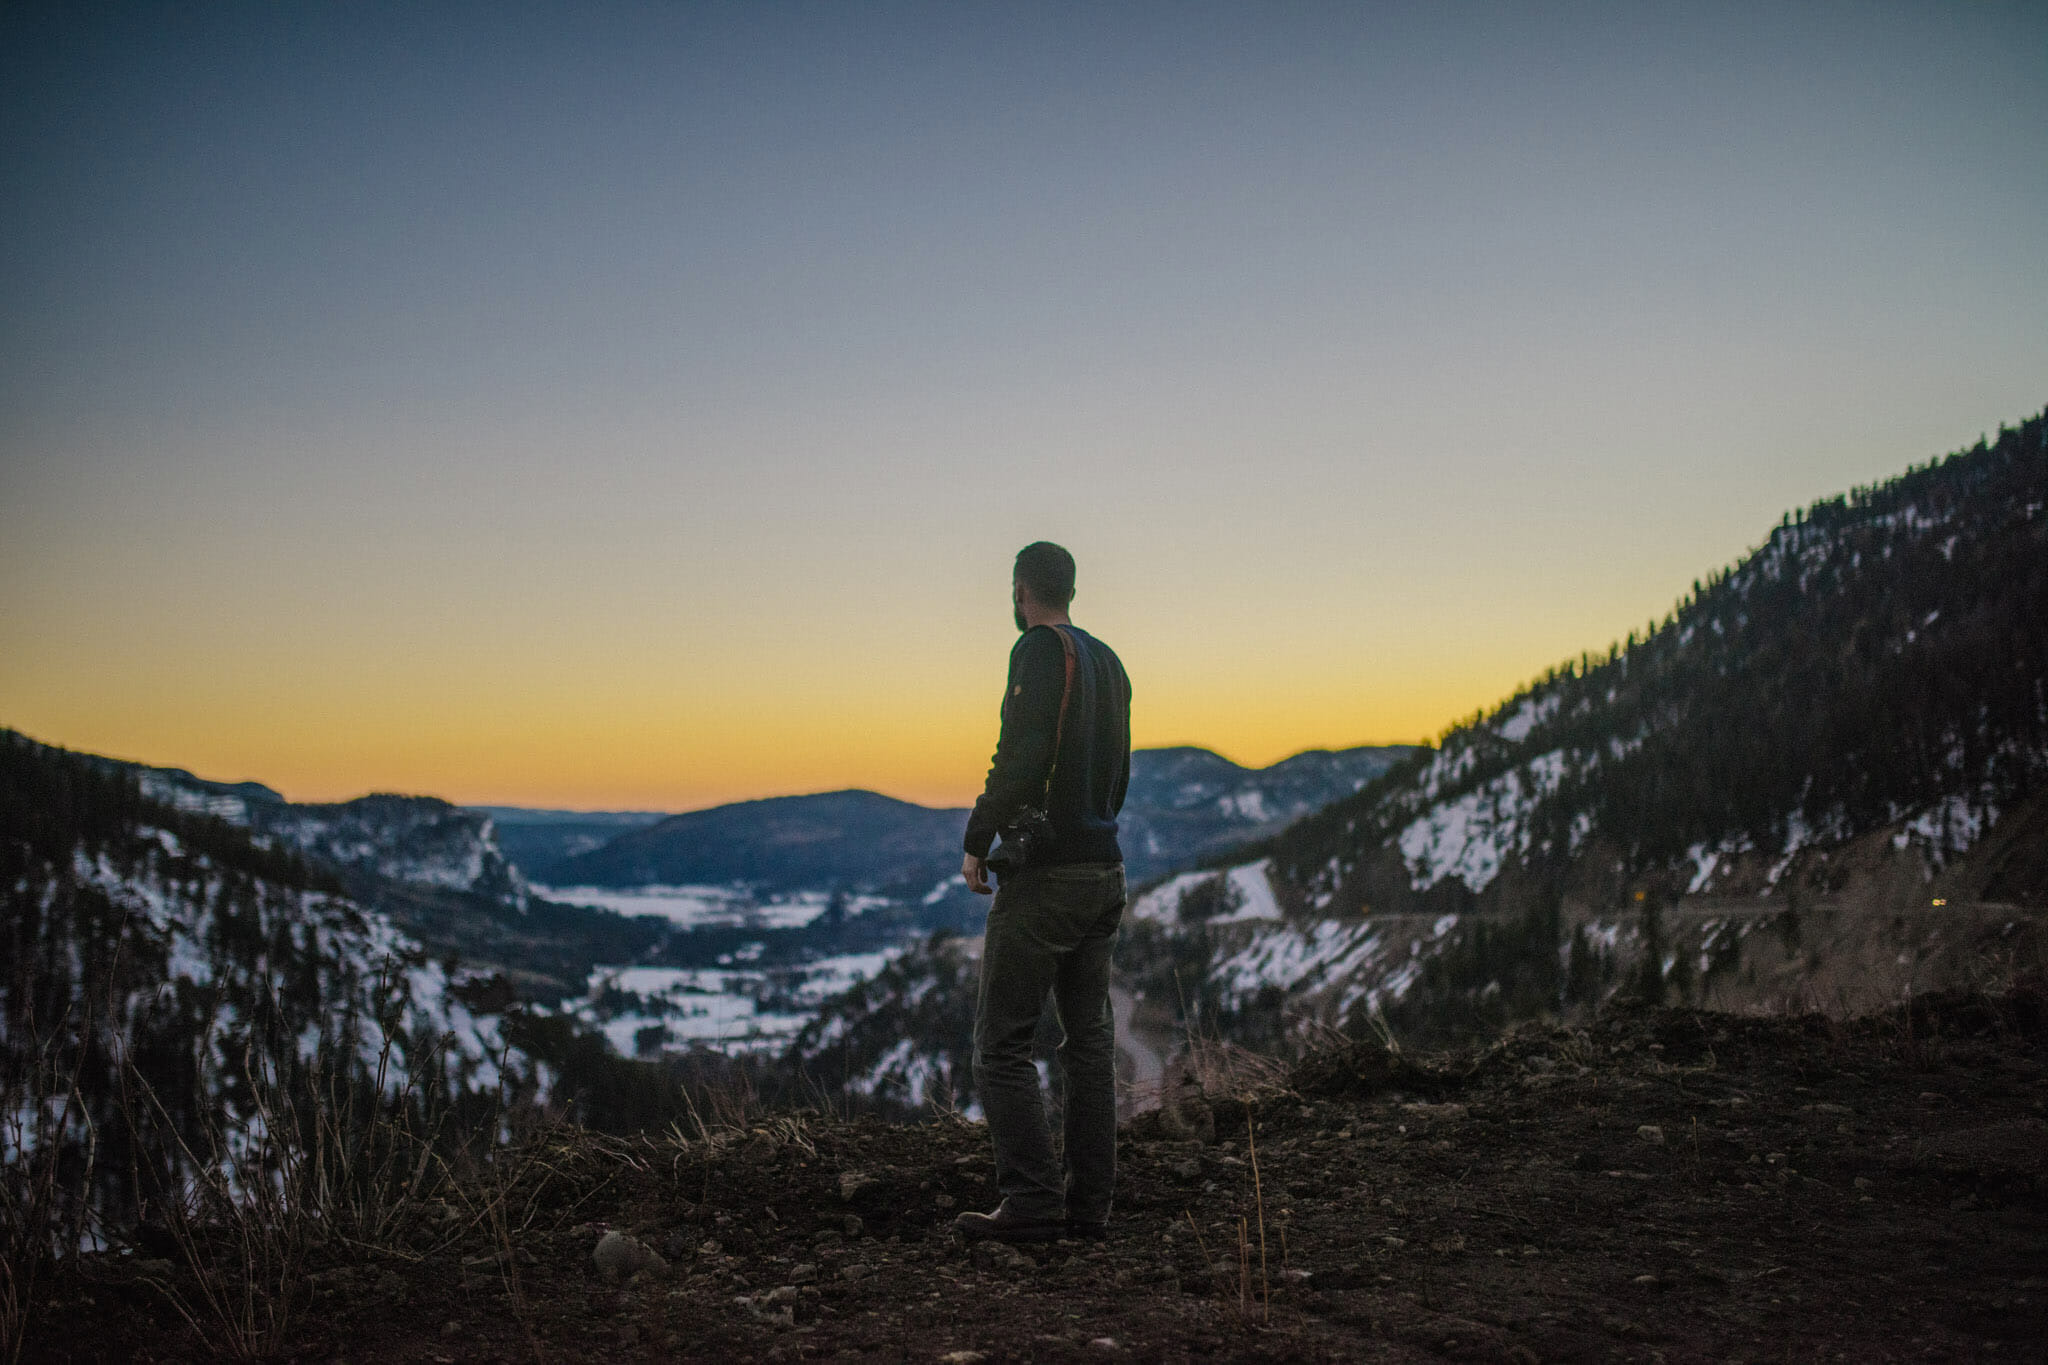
[29,980,2048,1363]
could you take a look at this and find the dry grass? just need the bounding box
[0,1003,101,1365]
[1179,1030,1292,1102]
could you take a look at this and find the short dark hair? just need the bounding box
[1013,541,1076,609]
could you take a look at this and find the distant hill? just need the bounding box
[1119,744,1415,881]
[541,789,967,895]
[468,806,667,877]
[532,745,1418,891]
[62,743,665,998]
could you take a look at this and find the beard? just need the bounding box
[1014,603,1028,632]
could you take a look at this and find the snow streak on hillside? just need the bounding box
[1270,414,2048,914]
[61,831,516,1096]
[1113,414,2048,1051]
[137,769,529,911]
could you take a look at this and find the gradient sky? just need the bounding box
[3,2,2044,811]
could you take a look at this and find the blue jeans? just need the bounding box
[973,861,1127,1223]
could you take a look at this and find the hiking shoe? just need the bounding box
[952,1207,1066,1244]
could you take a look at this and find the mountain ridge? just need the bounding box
[533,744,1417,890]
[1119,410,2048,1047]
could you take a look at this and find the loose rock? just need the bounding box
[592,1230,669,1282]
[971,1241,1034,1272]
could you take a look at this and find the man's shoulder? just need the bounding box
[1065,626,1123,667]
[1010,625,1067,656]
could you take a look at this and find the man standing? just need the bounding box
[955,542,1132,1245]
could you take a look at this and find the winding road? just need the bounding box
[1110,984,1166,1117]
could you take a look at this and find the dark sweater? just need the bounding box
[964,624,1132,865]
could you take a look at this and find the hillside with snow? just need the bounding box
[0,731,544,1237]
[1115,745,1414,880]
[1124,412,2048,1046]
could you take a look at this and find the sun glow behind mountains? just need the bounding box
[2,3,2044,809]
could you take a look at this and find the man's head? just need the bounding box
[1012,541,1076,631]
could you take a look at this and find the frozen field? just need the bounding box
[568,950,900,1056]
[535,884,891,931]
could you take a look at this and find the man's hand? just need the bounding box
[962,852,992,895]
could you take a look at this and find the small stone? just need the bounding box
[839,1262,871,1282]
[840,1172,880,1200]
[1088,1337,1119,1351]
[844,1214,865,1238]
[789,1263,818,1285]
[1637,1125,1666,1146]
[763,1285,798,1305]
[939,1353,987,1365]
[440,1320,462,1338]
[1854,1177,1873,1191]
[698,1238,724,1256]
[1170,1159,1202,1180]
[971,1241,1034,1272]
[592,1230,669,1282]
[934,1193,957,1209]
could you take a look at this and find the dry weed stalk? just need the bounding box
[1246,1111,1271,1323]
[1237,1217,1250,1315]
[0,1001,100,1365]
[109,968,476,1359]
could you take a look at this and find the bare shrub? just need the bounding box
[0,1004,100,1365]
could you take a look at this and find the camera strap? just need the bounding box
[1037,624,1079,805]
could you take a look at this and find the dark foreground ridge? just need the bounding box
[35,982,2047,1363]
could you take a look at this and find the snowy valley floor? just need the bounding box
[30,982,2048,1363]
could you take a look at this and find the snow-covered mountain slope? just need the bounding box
[1272,413,2048,918]
[1117,745,1415,881]
[1127,412,2048,1044]
[1,731,542,1231]
[133,765,528,911]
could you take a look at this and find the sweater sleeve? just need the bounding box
[963,627,1068,857]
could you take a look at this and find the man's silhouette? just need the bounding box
[955,541,1132,1244]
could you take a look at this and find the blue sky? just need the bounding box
[3,2,2044,807]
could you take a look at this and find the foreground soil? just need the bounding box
[33,984,2048,1363]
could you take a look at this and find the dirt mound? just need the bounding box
[29,987,2048,1362]
[1287,1036,1465,1101]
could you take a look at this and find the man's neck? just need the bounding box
[1021,607,1071,629]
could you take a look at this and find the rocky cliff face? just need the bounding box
[134,767,529,912]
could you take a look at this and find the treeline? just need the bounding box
[1264,410,2048,904]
